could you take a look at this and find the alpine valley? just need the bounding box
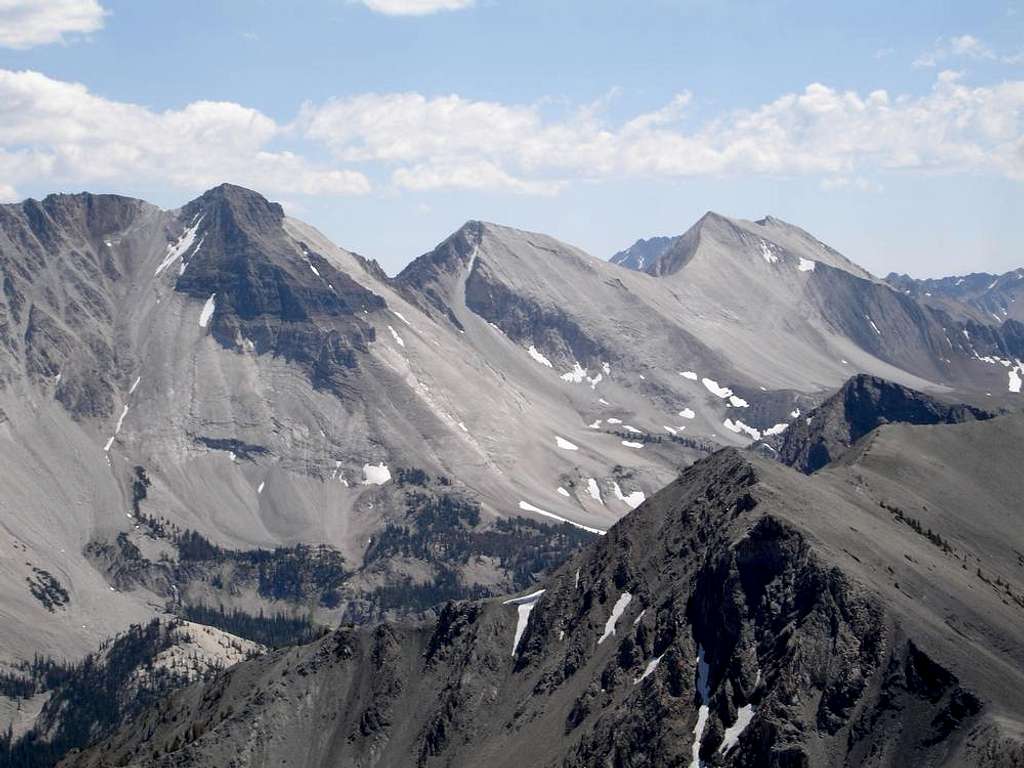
[0,184,1021,767]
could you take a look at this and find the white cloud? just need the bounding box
[300,73,1024,189]
[392,159,563,195]
[915,34,998,68]
[0,69,370,198]
[0,0,106,49]
[2,68,1022,201]
[355,0,474,15]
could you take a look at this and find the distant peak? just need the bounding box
[698,210,731,225]
[182,183,284,233]
[192,183,280,211]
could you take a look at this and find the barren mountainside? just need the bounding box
[63,414,1024,767]
[0,184,1022,767]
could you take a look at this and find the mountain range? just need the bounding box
[0,184,1021,766]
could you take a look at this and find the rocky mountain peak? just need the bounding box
[168,183,386,393]
[180,183,285,241]
[771,373,994,473]
[6,192,151,253]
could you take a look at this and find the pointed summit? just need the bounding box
[612,210,873,281]
[180,183,285,241]
[772,374,993,473]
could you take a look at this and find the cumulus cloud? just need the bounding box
[2,68,1022,200]
[0,0,107,49]
[355,0,474,16]
[299,73,1024,190]
[0,69,370,199]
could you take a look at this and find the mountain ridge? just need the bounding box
[62,412,1024,767]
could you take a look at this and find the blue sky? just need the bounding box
[0,0,1021,276]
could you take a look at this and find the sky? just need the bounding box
[0,0,1021,277]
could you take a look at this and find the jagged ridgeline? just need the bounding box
[1,184,1023,767]
[61,412,1024,767]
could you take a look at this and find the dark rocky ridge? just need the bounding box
[0,192,155,416]
[62,415,1024,767]
[770,374,993,473]
[887,269,1024,324]
[175,184,386,393]
[609,234,678,272]
[393,220,483,331]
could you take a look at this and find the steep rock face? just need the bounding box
[609,235,678,272]
[63,425,1024,767]
[887,269,1024,325]
[393,220,481,331]
[0,192,159,415]
[772,374,993,473]
[174,184,386,394]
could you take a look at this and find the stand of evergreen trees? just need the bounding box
[0,620,183,768]
[178,604,325,649]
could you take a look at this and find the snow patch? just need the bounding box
[155,215,204,276]
[114,405,129,435]
[257,481,265,494]
[798,257,816,272]
[728,395,748,408]
[621,440,644,449]
[1010,364,1023,393]
[718,704,756,755]
[527,345,553,367]
[560,362,586,383]
[635,654,664,684]
[723,418,761,440]
[597,592,632,644]
[555,436,579,451]
[866,315,882,335]
[612,482,645,509]
[759,240,778,264]
[586,478,603,503]
[702,378,733,398]
[679,371,698,381]
[623,425,643,434]
[392,310,413,327]
[606,417,622,425]
[198,294,216,328]
[678,408,696,420]
[587,420,602,429]
[502,589,545,656]
[557,487,571,497]
[518,501,606,535]
[763,422,789,436]
[689,646,711,768]
[362,463,392,485]
[561,362,603,388]
[387,325,405,348]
